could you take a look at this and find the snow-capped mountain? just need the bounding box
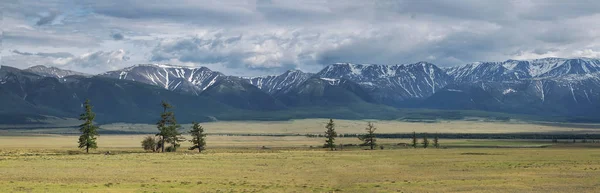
[430,58,600,116]
[244,70,313,94]
[24,65,88,79]
[425,72,600,117]
[100,64,224,95]
[0,65,238,123]
[5,57,600,123]
[316,62,451,106]
[275,77,374,107]
[447,58,600,83]
[201,76,286,110]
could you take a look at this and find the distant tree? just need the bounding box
[78,99,99,153]
[156,101,184,152]
[141,136,158,152]
[358,122,377,150]
[422,135,429,149]
[411,132,418,148]
[323,119,337,150]
[188,122,207,153]
[433,134,440,148]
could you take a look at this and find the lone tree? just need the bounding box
[78,99,99,153]
[324,119,337,150]
[141,136,158,152]
[156,101,184,152]
[433,134,440,148]
[411,132,418,148]
[188,122,207,153]
[422,135,429,149]
[359,122,377,150]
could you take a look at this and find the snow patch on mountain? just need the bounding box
[317,62,451,105]
[24,65,88,79]
[320,78,340,85]
[100,63,224,95]
[244,70,313,94]
[503,88,516,95]
[448,58,600,83]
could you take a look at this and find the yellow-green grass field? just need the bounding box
[1,134,600,193]
[101,119,600,134]
[4,118,600,135]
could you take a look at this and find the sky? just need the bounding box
[2,0,600,76]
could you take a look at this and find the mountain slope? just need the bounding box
[1,66,239,123]
[275,77,374,107]
[200,76,286,111]
[447,58,600,82]
[423,73,600,117]
[316,62,451,106]
[24,65,88,79]
[100,64,224,95]
[244,70,313,94]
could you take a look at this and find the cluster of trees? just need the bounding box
[141,101,207,153]
[77,99,207,154]
[410,132,440,148]
[321,119,441,150]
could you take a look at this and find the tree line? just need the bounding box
[76,99,440,153]
[321,119,440,150]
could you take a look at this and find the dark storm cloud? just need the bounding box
[36,12,59,26]
[516,0,600,21]
[87,0,257,26]
[111,33,124,40]
[3,30,99,48]
[12,50,74,58]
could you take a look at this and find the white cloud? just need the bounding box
[2,49,133,74]
[2,0,600,75]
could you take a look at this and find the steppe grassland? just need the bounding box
[0,134,553,151]
[0,135,411,149]
[1,147,600,193]
[100,119,600,134]
[1,119,600,192]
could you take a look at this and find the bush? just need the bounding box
[165,144,180,152]
[141,136,158,152]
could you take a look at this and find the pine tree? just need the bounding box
[156,101,184,152]
[358,122,377,150]
[433,134,440,148]
[422,135,429,149]
[411,132,417,148]
[323,119,337,150]
[189,122,207,153]
[78,99,99,153]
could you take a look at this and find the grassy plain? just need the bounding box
[84,119,600,134]
[2,119,600,192]
[0,134,599,192]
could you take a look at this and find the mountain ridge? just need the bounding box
[4,57,600,123]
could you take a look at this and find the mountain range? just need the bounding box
[2,57,600,124]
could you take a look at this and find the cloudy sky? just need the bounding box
[2,0,600,76]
